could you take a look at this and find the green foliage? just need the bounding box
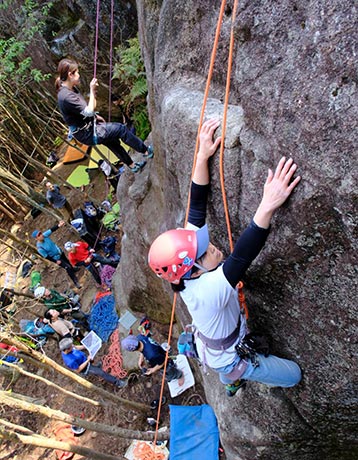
[53,137,64,148]
[113,36,150,139]
[0,1,53,84]
[132,106,151,141]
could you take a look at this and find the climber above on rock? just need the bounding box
[55,58,154,174]
[148,118,302,397]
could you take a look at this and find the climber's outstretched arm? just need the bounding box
[192,119,221,186]
[188,119,221,228]
[253,157,301,229]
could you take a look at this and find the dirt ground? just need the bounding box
[0,153,209,460]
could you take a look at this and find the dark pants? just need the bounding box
[92,253,118,268]
[70,310,90,331]
[84,263,101,285]
[74,122,147,167]
[86,364,125,387]
[57,252,79,286]
[64,200,74,220]
[162,360,183,382]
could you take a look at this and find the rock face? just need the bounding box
[116,1,357,459]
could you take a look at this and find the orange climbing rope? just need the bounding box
[152,0,237,450]
[217,0,251,320]
[219,0,240,253]
[102,329,128,379]
[133,441,166,460]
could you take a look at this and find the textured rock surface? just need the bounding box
[116,1,357,459]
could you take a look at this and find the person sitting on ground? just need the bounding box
[34,286,88,329]
[148,119,302,397]
[64,240,118,285]
[44,309,76,339]
[32,221,80,289]
[59,337,127,388]
[56,58,154,174]
[121,334,184,386]
[45,181,74,221]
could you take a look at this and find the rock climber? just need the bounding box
[55,58,154,174]
[59,337,127,388]
[148,119,302,397]
[121,334,184,386]
[32,221,80,289]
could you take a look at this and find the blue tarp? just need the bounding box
[169,405,219,460]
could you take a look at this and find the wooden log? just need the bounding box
[0,391,168,441]
[0,427,120,460]
[0,332,150,413]
[0,418,36,435]
[3,361,101,407]
[0,201,16,221]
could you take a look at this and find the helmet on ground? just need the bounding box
[121,335,139,351]
[34,286,46,298]
[148,225,209,284]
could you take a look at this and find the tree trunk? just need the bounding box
[2,288,35,300]
[3,361,101,407]
[0,426,121,460]
[0,227,44,259]
[0,332,150,413]
[3,190,29,214]
[0,202,16,221]
[0,391,168,441]
[0,180,59,221]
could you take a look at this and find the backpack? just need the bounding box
[177,325,199,359]
[84,201,98,217]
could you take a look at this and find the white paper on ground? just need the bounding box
[167,354,195,397]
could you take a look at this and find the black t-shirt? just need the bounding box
[138,334,166,367]
[57,86,89,128]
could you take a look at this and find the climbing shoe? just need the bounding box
[143,145,154,159]
[225,379,246,397]
[130,160,147,173]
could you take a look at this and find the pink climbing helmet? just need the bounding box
[148,225,209,284]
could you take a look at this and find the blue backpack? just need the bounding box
[177,325,199,359]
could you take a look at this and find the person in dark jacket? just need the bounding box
[122,334,184,385]
[45,182,74,221]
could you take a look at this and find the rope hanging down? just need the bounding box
[93,0,101,79]
[153,0,238,448]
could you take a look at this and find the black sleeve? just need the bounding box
[50,224,59,233]
[187,182,210,227]
[223,220,270,288]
